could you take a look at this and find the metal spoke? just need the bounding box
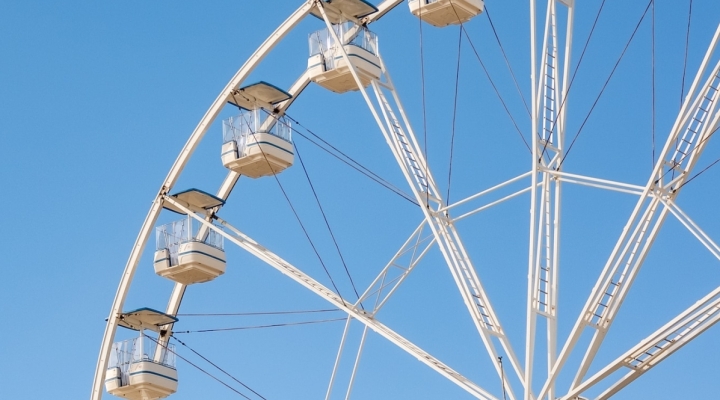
[526,1,574,399]
[540,24,720,400]
[560,285,720,400]
[315,2,527,397]
[165,195,498,400]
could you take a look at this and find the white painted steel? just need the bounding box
[539,22,720,400]
[559,285,720,400]
[90,3,315,399]
[452,186,534,223]
[661,199,720,262]
[317,14,534,394]
[325,316,354,400]
[525,1,573,399]
[168,197,498,400]
[354,37,530,400]
[344,324,369,400]
[95,1,720,399]
[547,169,645,195]
[525,1,540,399]
[95,1,406,398]
[355,221,435,313]
[438,171,532,213]
[329,222,435,400]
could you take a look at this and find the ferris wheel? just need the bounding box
[91,1,720,399]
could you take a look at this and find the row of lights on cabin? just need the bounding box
[105,1,485,399]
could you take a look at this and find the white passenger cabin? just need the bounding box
[106,309,178,400]
[222,82,294,178]
[409,0,485,27]
[307,21,381,93]
[155,191,226,285]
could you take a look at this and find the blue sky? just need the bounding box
[1,1,720,399]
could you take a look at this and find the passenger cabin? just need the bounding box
[223,82,294,178]
[409,0,485,27]
[106,309,178,400]
[155,190,226,285]
[307,21,381,93]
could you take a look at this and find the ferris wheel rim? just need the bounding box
[90,2,411,399]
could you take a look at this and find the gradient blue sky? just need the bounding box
[1,1,720,399]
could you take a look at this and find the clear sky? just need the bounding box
[1,1,720,399]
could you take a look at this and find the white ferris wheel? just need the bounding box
[92,1,720,399]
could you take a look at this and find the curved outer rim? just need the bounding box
[90,1,405,399]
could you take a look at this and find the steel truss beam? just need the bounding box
[560,285,720,400]
[164,196,498,400]
[325,317,371,400]
[327,175,536,399]
[441,172,534,223]
[539,23,720,400]
[326,316,354,400]
[661,199,720,262]
[526,1,574,399]
[546,170,645,196]
[325,222,433,399]
[356,221,435,313]
[315,4,529,398]
[315,2,527,398]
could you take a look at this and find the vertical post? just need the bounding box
[326,316,353,400]
[138,330,144,361]
[317,1,525,395]
[525,0,539,399]
[344,325,369,400]
[526,2,574,398]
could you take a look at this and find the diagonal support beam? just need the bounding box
[356,221,435,314]
[154,71,315,355]
[546,169,645,195]
[324,317,370,400]
[661,199,720,262]
[164,195,498,400]
[539,23,720,400]
[559,285,720,400]
[327,221,433,400]
[314,2,526,397]
[439,172,532,214]
[326,316,354,400]
[373,57,526,400]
